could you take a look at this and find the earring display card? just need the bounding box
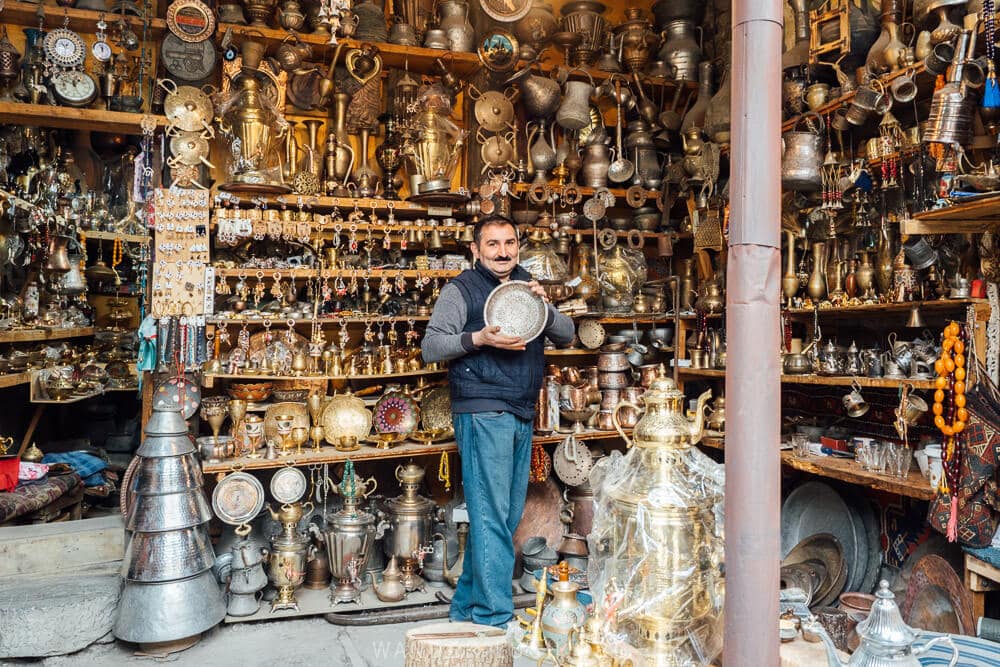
[152,188,212,318]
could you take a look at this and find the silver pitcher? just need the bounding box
[658,19,702,81]
[806,580,958,667]
[556,69,596,131]
[782,112,824,192]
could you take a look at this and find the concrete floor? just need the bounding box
[17,617,539,667]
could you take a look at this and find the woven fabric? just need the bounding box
[0,473,82,523]
[42,452,107,487]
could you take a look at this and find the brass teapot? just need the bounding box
[613,374,711,449]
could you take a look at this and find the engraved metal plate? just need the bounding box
[212,471,265,525]
[484,280,548,343]
[166,0,216,43]
[162,33,217,82]
[420,386,452,431]
[479,0,532,23]
[577,319,606,350]
[270,466,307,504]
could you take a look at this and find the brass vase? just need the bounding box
[807,241,827,301]
[782,231,800,306]
[243,0,277,28]
[874,222,895,297]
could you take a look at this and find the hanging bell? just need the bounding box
[428,227,443,250]
[905,305,925,328]
[407,227,419,245]
[459,225,475,243]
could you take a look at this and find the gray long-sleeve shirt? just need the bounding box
[421,282,575,363]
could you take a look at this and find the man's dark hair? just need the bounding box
[473,215,517,245]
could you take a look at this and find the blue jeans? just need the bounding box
[449,410,533,627]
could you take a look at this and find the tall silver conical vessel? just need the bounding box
[113,404,225,648]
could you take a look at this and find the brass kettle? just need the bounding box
[370,556,407,603]
[613,373,711,449]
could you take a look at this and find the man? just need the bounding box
[422,215,574,627]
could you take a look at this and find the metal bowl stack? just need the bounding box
[113,405,226,649]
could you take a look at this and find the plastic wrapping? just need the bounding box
[520,233,569,282]
[598,245,647,312]
[588,418,725,665]
[214,77,288,185]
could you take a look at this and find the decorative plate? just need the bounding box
[166,0,216,43]
[420,386,452,431]
[484,280,548,343]
[479,0,531,22]
[901,554,975,635]
[161,33,218,82]
[153,376,201,419]
[212,471,265,525]
[373,393,420,435]
[270,466,307,504]
[577,319,606,349]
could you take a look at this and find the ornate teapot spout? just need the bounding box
[441,524,467,587]
[689,389,712,442]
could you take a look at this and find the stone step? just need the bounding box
[0,514,125,578]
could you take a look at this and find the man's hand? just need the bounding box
[472,325,525,350]
[526,280,550,303]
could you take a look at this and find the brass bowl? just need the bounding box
[366,432,406,449]
[409,428,454,444]
[228,382,274,402]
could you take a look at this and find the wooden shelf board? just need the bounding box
[214,192,431,214]
[531,429,626,446]
[3,1,167,37]
[785,299,986,318]
[221,584,445,623]
[84,231,150,244]
[202,368,445,387]
[0,102,166,135]
[584,313,672,324]
[526,225,675,239]
[202,439,457,474]
[680,368,936,390]
[909,194,1000,223]
[213,268,461,279]
[206,315,430,325]
[0,371,32,389]
[0,326,95,344]
[700,436,935,501]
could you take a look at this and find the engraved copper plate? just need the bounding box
[212,471,265,525]
[484,280,548,343]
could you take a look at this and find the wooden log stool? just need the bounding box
[404,621,512,667]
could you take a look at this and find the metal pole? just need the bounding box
[725,0,783,664]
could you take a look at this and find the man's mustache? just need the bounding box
[493,256,512,262]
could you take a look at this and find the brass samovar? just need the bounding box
[218,73,288,192]
[590,374,723,666]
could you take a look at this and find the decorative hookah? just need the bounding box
[322,460,378,604]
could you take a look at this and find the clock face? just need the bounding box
[92,41,112,63]
[44,29,86,68]
[51,70,98,107]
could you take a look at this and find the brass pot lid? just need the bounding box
[212,471,265,525]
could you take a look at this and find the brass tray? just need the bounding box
[263,401,309,441]
[420,386,452,431]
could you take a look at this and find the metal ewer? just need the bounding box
[114,405,225,648]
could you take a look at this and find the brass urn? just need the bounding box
[592,374,724,665]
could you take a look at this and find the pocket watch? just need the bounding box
[50,69,98,107]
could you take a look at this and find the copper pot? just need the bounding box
[597,351,630,372]
[598,371,630,389]
[597,409,616,431]
[600,389,621,410]
[635,363,660,388]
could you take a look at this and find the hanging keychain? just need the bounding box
[438,452,451,492]
[985,0,999,113]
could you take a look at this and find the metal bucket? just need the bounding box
[113,570,226,643]
[126,489,213,532]
[123,526,216,582]
[136,434,196,458]
[131,453,203,495]
[144,407,190,436]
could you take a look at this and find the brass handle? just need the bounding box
[613,400,639,448]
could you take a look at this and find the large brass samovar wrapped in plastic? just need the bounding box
[217,73,288,192]
[589,374,724,666]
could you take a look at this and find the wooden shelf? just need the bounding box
[527,225,680,239]
[84,231,150,245]
[3,1,167,37]
[785,299,986,318]
[582,313,672,324]
[511,183,658,201]
[206,315,430,325]
[202,367,445,387]
[701,436,935,501]
[680,368,937,390]
[213,268,461,279]
[901,194,1000,235]
[0,372,32,389]
[0,102,167,135]
[531,429,626,445]
[0,327,95,344]
[214,193,433,215]
[202,439,457,474]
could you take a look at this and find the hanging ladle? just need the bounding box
[659,79,686,131]
[608,79,635,183]
[633,71,659,127]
